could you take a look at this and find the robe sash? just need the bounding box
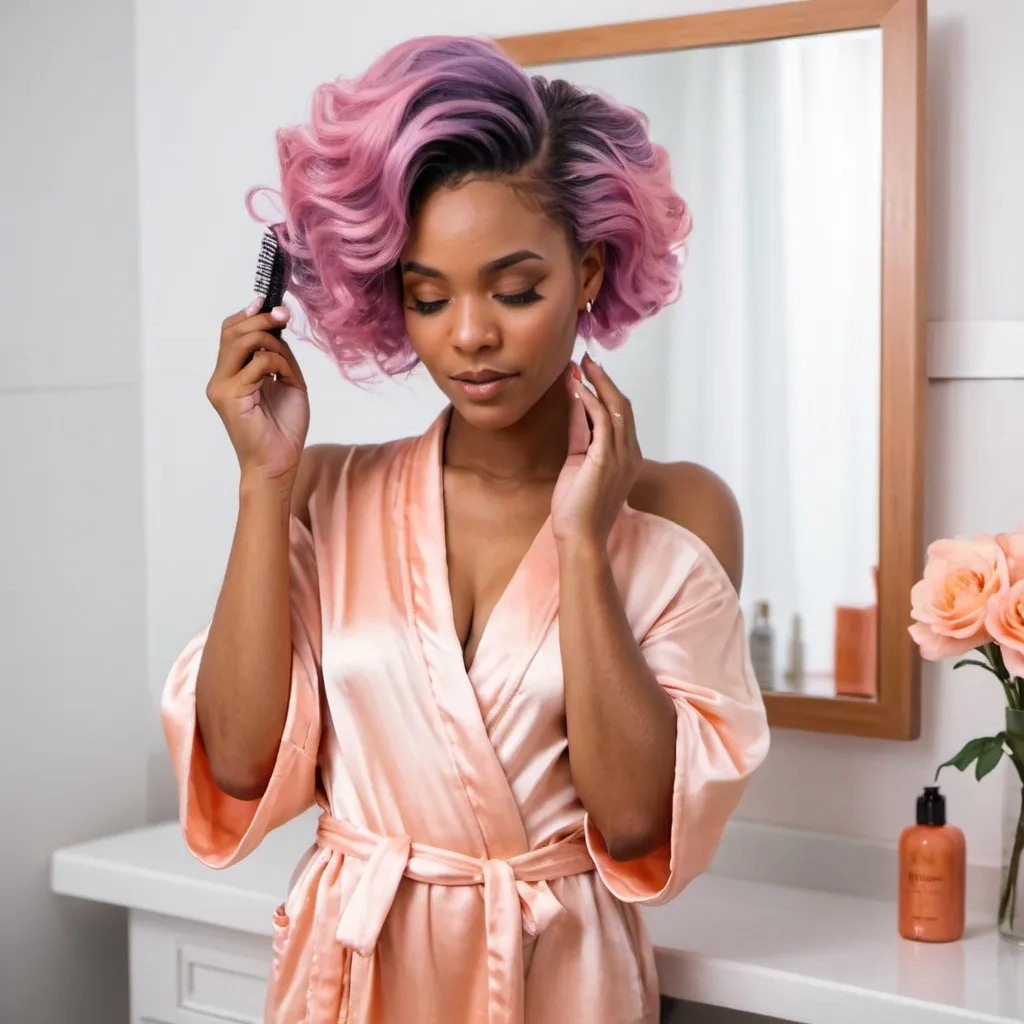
[316,812,595,1024]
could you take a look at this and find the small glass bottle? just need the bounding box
[898,786,966,942]
[784,613,805,691]
[748,601,775,692]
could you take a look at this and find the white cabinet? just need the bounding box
[129,911,272,1024]
[51,818,1024,1024]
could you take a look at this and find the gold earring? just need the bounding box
[585,299,593,314]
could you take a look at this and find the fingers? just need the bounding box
[216,328,291,378]
[568,365,613,464]
[243,330,305,390]
[581,353,638,458]
[208,302,307,413]
[237,350,302,391]
[564,367,592,457]
[217,307,306,388]
[221,305,290,348]
[221,295,267,331]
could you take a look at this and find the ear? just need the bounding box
[578,241,605,306]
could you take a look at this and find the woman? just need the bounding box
[162,34,769,1024]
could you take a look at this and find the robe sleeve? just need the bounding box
[585,538,770,905]
[160,516,322,869]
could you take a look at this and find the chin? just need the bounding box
[450,397,524,431]
[447,388,539,431]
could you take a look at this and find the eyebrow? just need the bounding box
[401,249,545,280]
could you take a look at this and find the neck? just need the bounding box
[444,378,571,483]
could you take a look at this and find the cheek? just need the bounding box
[403,312,445,367]
[512,299,578,362]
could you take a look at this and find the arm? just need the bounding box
[555,356,745,863]
[559,537,678,861]
[161,302,328,866]
[188,300,313,800]
[196,477,303,800]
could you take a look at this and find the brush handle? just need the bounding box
[259,283,286,341]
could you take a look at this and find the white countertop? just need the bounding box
[51,811,1024,1024]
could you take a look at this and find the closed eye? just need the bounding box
[408,289,543,317]
[497,288,542,306]
[410,298,447,316]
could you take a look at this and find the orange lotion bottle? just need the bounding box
[898,786,965,942]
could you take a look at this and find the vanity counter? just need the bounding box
[52,811,1024,1024]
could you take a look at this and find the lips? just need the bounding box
[450,371,517,401]
[451,370,514,383]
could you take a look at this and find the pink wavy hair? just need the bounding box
[246,35,691,379]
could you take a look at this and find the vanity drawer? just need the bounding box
[129,910,272,1024]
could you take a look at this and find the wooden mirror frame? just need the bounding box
[498,0,927,740]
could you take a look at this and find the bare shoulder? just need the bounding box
[629,460,744,590]
[290,443,352,528]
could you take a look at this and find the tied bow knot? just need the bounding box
[316,814,594,1024]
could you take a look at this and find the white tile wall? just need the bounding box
[1,0,149,1019]
[0,1,141,390]
[927,0,1024,322]
[0,386,148,1022]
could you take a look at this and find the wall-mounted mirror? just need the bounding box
[499,0,926,739]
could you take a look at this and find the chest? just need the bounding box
[442,469,554,670]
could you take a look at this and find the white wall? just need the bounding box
[0,1,149,1021]
[136,0,1024,883]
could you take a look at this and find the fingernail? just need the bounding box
[570,363,583,382]
[270,306,289,322]
[246,297,262,317]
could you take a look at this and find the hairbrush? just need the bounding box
[254,229,289,340]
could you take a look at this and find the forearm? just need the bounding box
[559,539,677,861]
[196,478,295,799]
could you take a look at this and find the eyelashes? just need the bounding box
[410,298,446,316]
[497,288,543,307]
[409,288,543,316]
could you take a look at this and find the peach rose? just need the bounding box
[996,527,1024,584]
[986,580,1024,678]
[909,535,1009,660]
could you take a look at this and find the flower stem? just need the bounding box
[1001,784,1024,931]
[982,644,1021,710]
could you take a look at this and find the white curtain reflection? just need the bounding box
[663,32,882,689]
[542,30,882,693]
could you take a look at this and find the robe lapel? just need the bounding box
[466,521,559,733]
[402,409,526,859]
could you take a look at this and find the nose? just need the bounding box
[452,295,498,355]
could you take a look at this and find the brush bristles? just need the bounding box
[254,230,279,296]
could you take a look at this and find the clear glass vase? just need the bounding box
[999,708,1024,944]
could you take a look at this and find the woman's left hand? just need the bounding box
[551,352,643,551]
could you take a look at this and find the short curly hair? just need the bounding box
[246,35,691,379]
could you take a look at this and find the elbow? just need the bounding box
[195,706,276,801]
[598,802,674,863]
[604,828,665,863]
[597,808,671,862]
[210,763,273,802]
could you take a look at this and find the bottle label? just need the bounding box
[901,843,963,939]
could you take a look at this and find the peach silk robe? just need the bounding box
[162,409,770,1024]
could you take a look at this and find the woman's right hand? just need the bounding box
[207,300,310,489]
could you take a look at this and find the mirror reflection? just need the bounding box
[539,28,883,700]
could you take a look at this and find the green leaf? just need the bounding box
[935,737,992,780]
[976,736,1005,780]
[953,658,1003,677]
